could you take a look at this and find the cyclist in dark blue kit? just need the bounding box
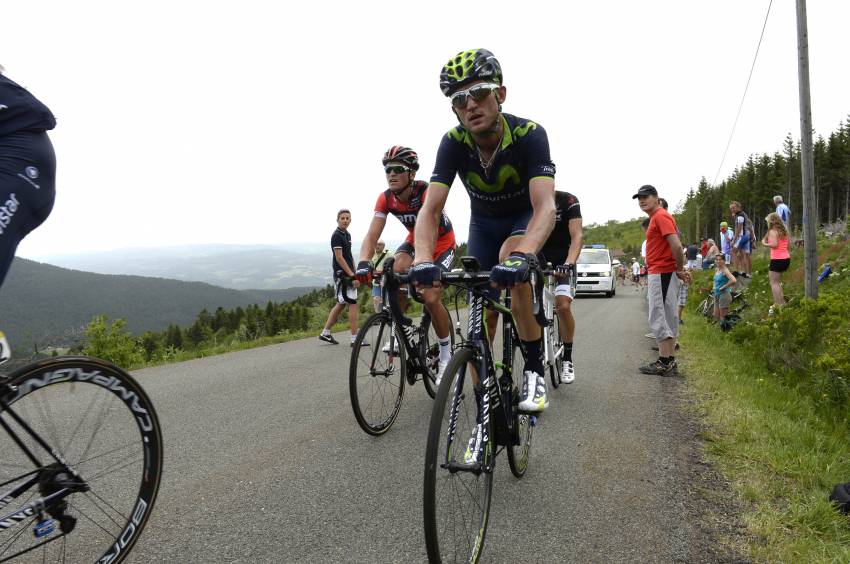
[411,49,556,420]
[0,67,57,360]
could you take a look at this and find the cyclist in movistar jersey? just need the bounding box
[539,190,583,384]
[0,67,57,359]
[355,146,456,382]
[410,49,556,418]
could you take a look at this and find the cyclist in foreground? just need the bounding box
[0,67,57,356]
[539,190,583,383]
[355,146,456,382]
[411,49,556,419]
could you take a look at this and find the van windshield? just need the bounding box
[578,250,610,264]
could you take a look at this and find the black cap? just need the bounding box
[632,184,658,199]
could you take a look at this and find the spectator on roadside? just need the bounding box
[685,242,699,270]
[712,254,737,322]
[730,201,755,278]
[677,266,690,324]
[319,209,362,346]
[631,257,641,289]
[633,185,690,376]
[699,238,709,258]
[762,212,791,315]
[640,218,649,261]
[370,240,390,313]
[774,195,791,232]
[719,221,733,262]
[703,239,720,269]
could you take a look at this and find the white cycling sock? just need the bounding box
[439,337,451,363]
[321,329,331,336]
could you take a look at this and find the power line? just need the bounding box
[712,0,774,186]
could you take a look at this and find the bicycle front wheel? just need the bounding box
[420,304,454,400]
[423,348,493,564]
[349,312,406,436]
[507,345,534,478]
[0,356,163,563]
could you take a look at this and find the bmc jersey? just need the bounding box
[330,228,354,277]
[430,113,555,217]
[645,208,680,274]
[540,191,581,263]
[0,74,56,138]
[374,180,453,241]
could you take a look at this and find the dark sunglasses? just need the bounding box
[384,165,410,174]
[450,83,499,109]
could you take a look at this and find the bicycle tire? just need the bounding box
[507,346,533,477]
[0,356,163,563]
[548,314,562,389]
[423,348,493,564]
[349,312,406,436]
[420,304,454,400]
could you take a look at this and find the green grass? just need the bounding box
[679,241,850,562]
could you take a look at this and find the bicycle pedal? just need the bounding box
[33,519,55,538]
[530,415,538,427]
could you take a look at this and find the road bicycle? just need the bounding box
[422,256,547,564]
[349,258,455,436]
[0,351,163,563]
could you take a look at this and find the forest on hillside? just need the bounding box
[677,117,849,243]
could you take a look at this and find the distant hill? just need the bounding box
[0,258,318,351]
[34,244,345,290]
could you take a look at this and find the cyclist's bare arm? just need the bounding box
[359,215,387,263]
[512,178,555,254]
[412,182,449,264]
[566,218,583,264]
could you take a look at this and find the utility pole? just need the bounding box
[796,0,818,299]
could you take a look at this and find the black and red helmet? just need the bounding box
[382,146,420,171]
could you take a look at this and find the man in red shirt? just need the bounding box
[633,185,691,376]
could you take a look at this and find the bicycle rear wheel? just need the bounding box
[548,315,563,389]
[423,348,493,564]
[0,356,163,563]
[507,344,533,477]
[349,312,406,436]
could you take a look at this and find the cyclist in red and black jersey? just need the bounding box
[356,146,456,383]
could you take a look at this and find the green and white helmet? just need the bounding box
[439,49,503,96]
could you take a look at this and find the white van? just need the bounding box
[575,245,615,297]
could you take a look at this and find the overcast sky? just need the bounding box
[3,0,848,259]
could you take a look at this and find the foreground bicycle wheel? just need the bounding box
[420,304,454,400]
[0,356,163,563]
[507,345,533,478]
[349,312,406,436]
[423,348,493,564]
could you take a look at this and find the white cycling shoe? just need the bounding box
[518,370,548,412]
[561,360,575,384]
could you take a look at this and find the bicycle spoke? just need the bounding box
[82,491,126,531]
[86,455,142,483]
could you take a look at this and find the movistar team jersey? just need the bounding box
[430,113,555,217]
[0,74,56,138]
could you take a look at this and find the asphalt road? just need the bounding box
[128,285,711,563]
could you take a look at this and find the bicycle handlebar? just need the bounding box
[380,256,550,328]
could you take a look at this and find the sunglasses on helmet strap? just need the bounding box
[449,83,499,109]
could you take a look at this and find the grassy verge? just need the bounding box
[679,242,850,562]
